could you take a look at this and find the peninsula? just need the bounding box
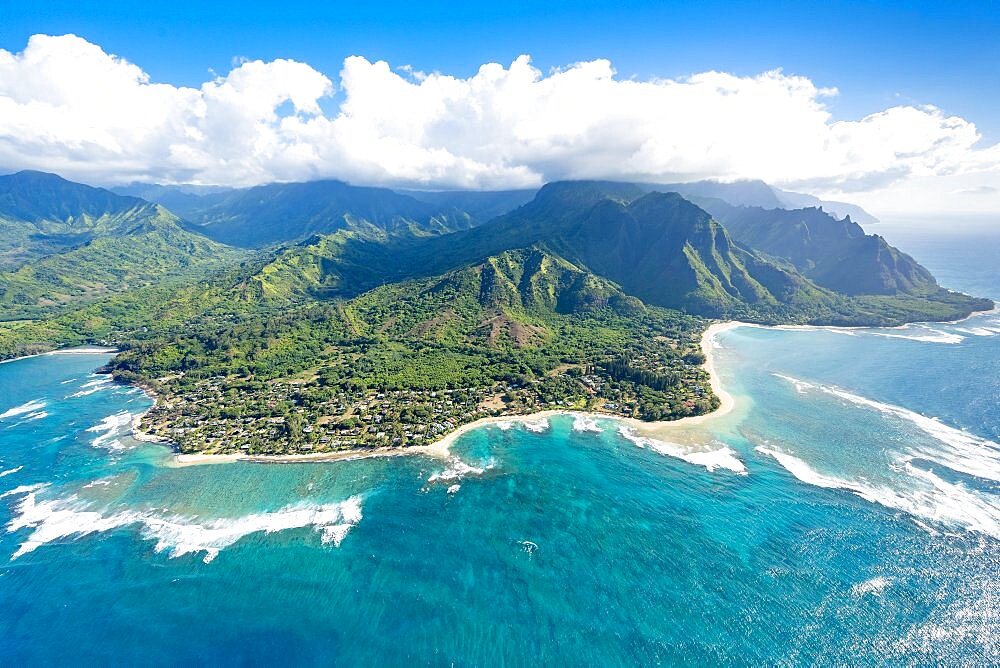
[0,174,991,458]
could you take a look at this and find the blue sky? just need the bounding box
[4,0,998,137]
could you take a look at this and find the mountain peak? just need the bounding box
[532,180,647,209]
[627,190,711,223]
[5,169,72,182]
[0,170,146,224]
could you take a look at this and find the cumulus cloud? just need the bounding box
[0,33,998,216]
[0,34,333,185]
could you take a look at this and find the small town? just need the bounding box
[136,364,716,455]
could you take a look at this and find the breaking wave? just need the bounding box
[521,418,549,433]
[954,326,997,337]
[67,376,114,398]
[868,325,965,344]
[773,374,1000,483]
[755,446,1000,539]
[0,399,47,421]
[0,466,23,478]
[428,457,496,484]
[0,483,48,499]
[851,576,892,597]
[22,411,49,421]
[617,426,747,474]
[767,324,859,336]
[4,485,363,563]
[572,415,603,433]
[85,411,135,450]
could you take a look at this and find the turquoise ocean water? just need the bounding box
[1,225,998,664]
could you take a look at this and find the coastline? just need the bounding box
[943,302,999,324]
[6,304,993,467]
[171,446,429,466]
[0,345,119,365]
[46,346,120,355]
[160,320,745,466]
[139,308,1000,466]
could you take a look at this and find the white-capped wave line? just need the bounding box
[773,374,1000,482]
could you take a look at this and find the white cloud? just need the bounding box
[0,33,998,216]
[0,34,333,185]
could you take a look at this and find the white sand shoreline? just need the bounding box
[0,345,119,365]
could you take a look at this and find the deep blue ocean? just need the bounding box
[1,224,998,665]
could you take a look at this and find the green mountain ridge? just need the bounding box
[0,170,146,224]
[342,246,636,350]
[0,170,164,270]
[237,179,989,325]
[0,172,246,318]
[245,181,824,316]
[181,179,485,248]
[534,190,816,314]
[244,229,389,301]
[692,198,936,295]
[0,205,243,318]
[0,173,991,354]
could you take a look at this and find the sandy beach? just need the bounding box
[158,320,745,466]
[0,345,119,365]
[648,320,741,427]
[46,346,119,355]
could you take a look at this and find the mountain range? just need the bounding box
[692,198,934,296]
[0,170,991,359]
[226,178,981,323]
[114,177,878,229]
[645,179,879,226]
[0,171,240,316]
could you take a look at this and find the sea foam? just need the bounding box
[4,485,363,563]
[428,457,495,484]
[67,376,114,398]
[755,446,1000,539]
[0,483,48,499]
[618,426,747,474]
[0,399,47,421]
[572,415,603,433]
[954,326,996,337]
[521,418,550,433]
[773,374,1000,482]
[868,325,964,344]
[851,576,892,597]
[0,466,23,478]
[85,411,135,450]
